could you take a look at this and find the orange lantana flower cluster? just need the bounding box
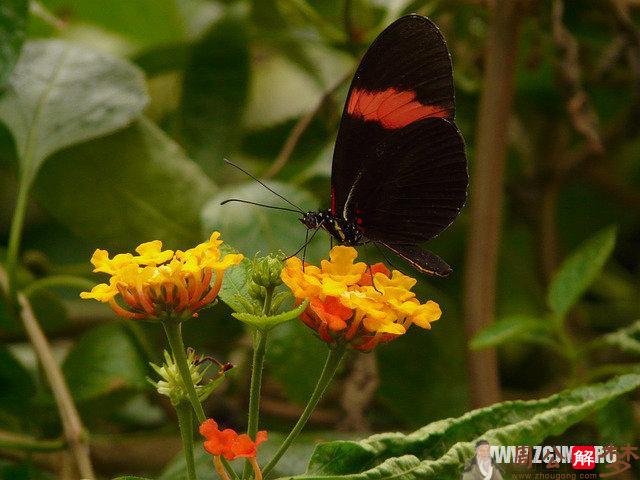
[281,246,442,351]
[80,232,243,320]
[200,419,267,460]
[200,419,267,480]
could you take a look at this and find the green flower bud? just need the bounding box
[149,350,211,406]
[248,282,266,303]
[251,253,284,289]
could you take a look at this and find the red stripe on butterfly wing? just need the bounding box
[347,87,449,129]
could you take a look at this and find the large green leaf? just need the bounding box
[201,181,323,260]
[292,374,640,480]
[34,117,216,249]
[177,10,250,176]
[547,226,617,317]
[40,0,185,52]
[0,0,28,87]
[0,39,147,182]
[62,323,147,403]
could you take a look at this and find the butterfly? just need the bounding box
[224,14,467,277]
[298,14,468,277]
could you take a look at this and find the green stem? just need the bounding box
[176,402,197,480]
[163,319,206,423]
[163,319,240,480]
[5,175,32,302]
[243,287,273,479]
[262,345,346,478]
[247,330,268,439]
[0,431,66,452]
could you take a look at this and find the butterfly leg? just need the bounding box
[373,242,404,275]
[360,245,381,293]
[286,228,320,273]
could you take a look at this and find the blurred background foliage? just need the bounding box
[0,0,639,478]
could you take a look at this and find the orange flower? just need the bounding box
[200,419,267,480]
[282,246,442,351]
[200,419,267,460]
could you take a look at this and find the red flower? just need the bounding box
[200,419,267,460]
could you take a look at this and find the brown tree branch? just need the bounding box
[338,353,379,432]
[16,294,95,479]
[552,0,603,154]
[264,70,353,179]
[463,0,524,407]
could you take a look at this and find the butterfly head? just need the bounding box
[299,211,328,230]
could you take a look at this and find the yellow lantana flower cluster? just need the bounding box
[281,246,441,351]
[81,232,243,320]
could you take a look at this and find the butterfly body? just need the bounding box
[300,210,364,246]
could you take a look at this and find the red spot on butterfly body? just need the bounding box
[347,87,449,129]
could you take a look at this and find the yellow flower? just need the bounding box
[90,249,134,275]
[281,246,442,351]
[281,257,322,299]
[80,281,118,302]
[134,240,174,265]
[320,246,366,285]
[81,232,243,320]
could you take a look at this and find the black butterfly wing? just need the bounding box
[344,117,467,245]
[331,14,456,216]
[382,243,452,277]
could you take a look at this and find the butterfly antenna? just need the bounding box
[287,227,320,260]
[223,158,305,214]
[220,199,301,214]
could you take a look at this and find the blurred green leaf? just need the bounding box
[0,286,67,334]
[0,460,53,480]
[601,319,640,356]
[595,397,637,445]
[63,323,147,403]
[470,314,551,350]
[34,117,216,249]
[376,285,467,429]
[244,51,323,129]
[0,347,35,417]
[547,226,617,317]
[0,39,147,183]
[201,181,322,260]
[267,320,328,404]
[40,0,185,52]
[300,374,640,479]
[0,0,28,87]
[177,10,250,177]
